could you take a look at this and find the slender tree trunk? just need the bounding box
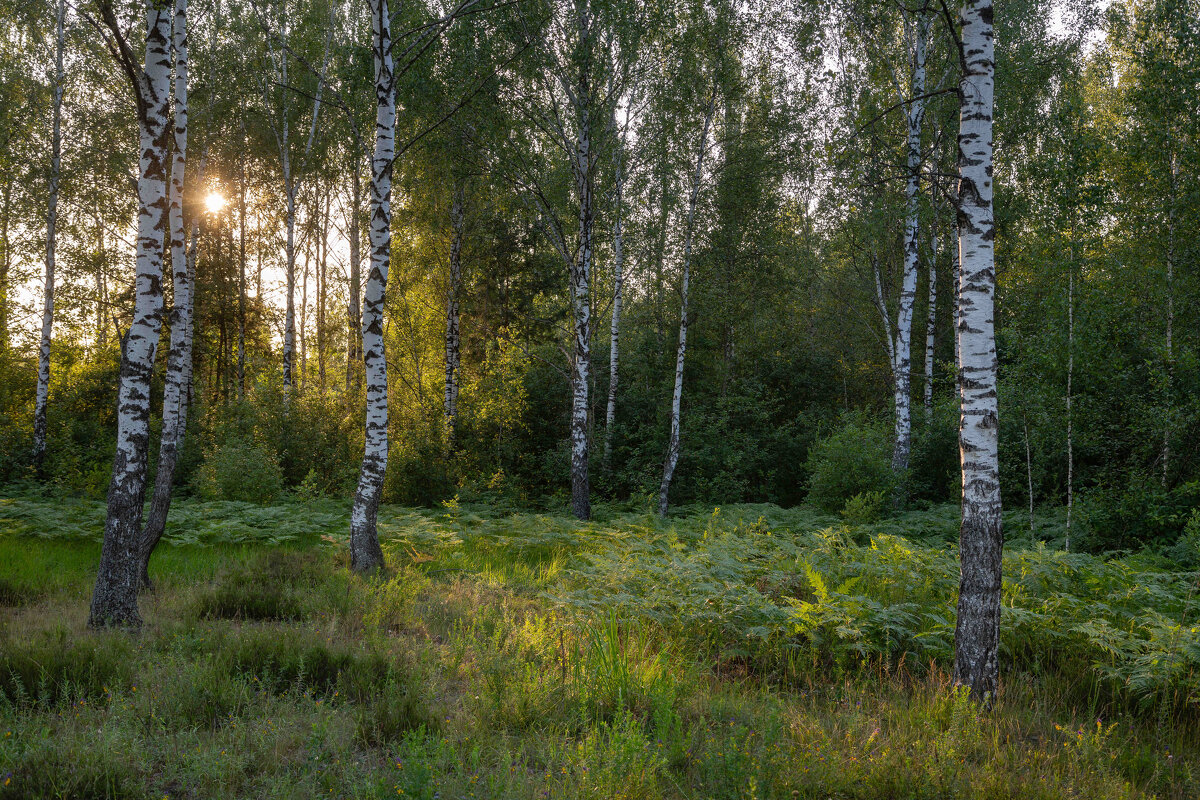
[1162,151,1176,487]
[952,0,1001,700]
[33,0,66,470]
[237,129,246,396]
[891,10,929,479]
[568,1,595,521]
[350,0,393,573]
[300,227,310,391]
[924,221,938,423]
[279,15,296,389]
[140,0,195,589]
[347,158,363,396]
[0,177,10,355]
[318,187,328,393]
[1023,411,1034,536]
[603,113,625,471]
[91,5,173,627]
[658,88,716,516]
[444,182,464,449]
[1065,253,1074,552]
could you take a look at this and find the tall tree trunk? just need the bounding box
[300,228,309,391]
[568,0,594,521]
[140,0,195,590]
[1065,251,1074,552]
[0,177,10,355]
[1162,151,1176,487]
[603,112,625,471]
[952,0,1001,700]
[33,0,66,470]
[891,9,929,479]
[350,0,393,573]
[279,14,296,389]
[444,182,464,449]
[318,187,328,393]
[658,88,716,516]
[237,128,247,396]
[90,5,173,627]
[924,221,938,423]
[347,158,363,395]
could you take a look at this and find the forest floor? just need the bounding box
[0,493,1198,799]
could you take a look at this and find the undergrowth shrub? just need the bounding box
[193,438,283,504]
[805,415,895,513]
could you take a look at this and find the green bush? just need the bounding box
[840,490,887,525]
[193,438,283,504]
[805,416,895,513]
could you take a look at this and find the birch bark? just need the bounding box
[891,10,929,477]
[567,0,595,521]
[140,0,195,589]
[952,0,1002,699]
[603,109,625,471]
[658,88,717,516]
[923,222,938,422]
[349,0,394,573]
[90,4,173,627]
[33,0,66,470]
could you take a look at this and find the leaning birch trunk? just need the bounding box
[658,89,716,516]
[444,183,464,450]
[952,0,1001,700]
[923,222,938,422]
[349,0,393,573]
[891,10,929,479]
[603,113,626,471]
[33,0,66,470]
[139,0,193,589]
[90,5,173,627]
[567,1,594,521]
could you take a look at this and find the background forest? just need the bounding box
[0,0,1197,555]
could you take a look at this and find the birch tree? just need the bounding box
[952,0,1001,699]
[88,2,174,627]
[140,0,196,589]
[658,84,717,516]
[349,0,393,573]
[602,103,625,470]
[32,0,65,470]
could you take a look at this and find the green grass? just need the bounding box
[0,494,1197,798]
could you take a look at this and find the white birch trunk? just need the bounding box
[924,223,938,422]
[90,5,173,627]
[444,183,464,449]
[140,0,193,588]
[568,0,594,521]
[1163,151,1177,486]
[33,0,66,470]
[603,113,625,471]
[952,0,1002,699]
[346,157,363,395]
[891,11,929,477]
[658,89,716,516]
[350,0,393,573]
